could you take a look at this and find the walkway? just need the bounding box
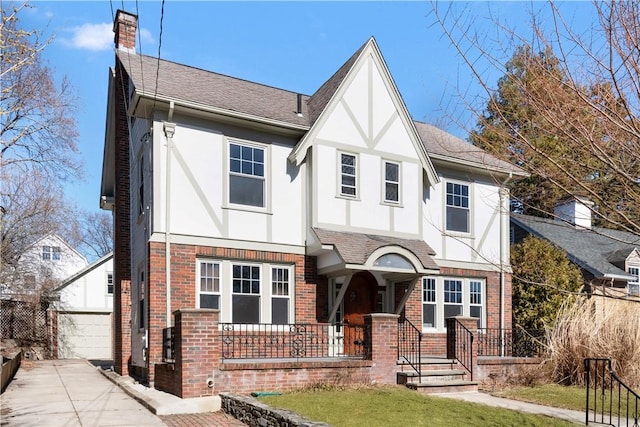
[438,391,586,425]
[0,360,245,427]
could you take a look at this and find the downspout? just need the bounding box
[499,173,513,357]
[164,102,175,328]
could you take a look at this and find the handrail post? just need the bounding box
[585,358,590,426]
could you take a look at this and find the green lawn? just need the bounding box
[493,384,586,411]
[258,386,577,427]
[493,383,638,417]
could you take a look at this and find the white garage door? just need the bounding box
[58,312,113,359]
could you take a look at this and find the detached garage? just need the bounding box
[58,311,113,359]
[54,253,114,360]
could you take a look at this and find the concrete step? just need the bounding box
[397,369,468,385]
[406,379,478,394]
[397,357,458,370]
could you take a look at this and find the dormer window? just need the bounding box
[628,266,640,296]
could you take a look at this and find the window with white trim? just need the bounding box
[229,142,265,207]
[107,273,114,295]
[232,264,261,323]
[628,266,640,296]
[469,280,483,328]
[340,153,357,197]
[42,246,61,261]
[198,261,220,309]
[422,277,486,332]
[422,278,436,328]
[446,182,470,233]
[271,267,290,324]
[383,161,400,203]
[444,279,463,319]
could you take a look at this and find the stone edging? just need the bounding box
[220,393,331,427]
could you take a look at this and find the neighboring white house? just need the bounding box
[54,252,114,360]
[0,234,88,299]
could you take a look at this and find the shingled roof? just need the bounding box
[312,228,439,271]
[512,214,640,280]
[118,46,524,176]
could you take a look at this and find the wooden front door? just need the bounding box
[343,272,376,355]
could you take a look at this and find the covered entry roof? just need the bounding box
[311,228,439,276]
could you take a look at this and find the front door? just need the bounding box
[343,272,376,355]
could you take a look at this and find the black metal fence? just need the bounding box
[585,358,640,426]
[220,323,368,360]
[476,328,545,357]
[397,316,422,382]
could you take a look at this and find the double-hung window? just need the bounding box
[229,142,265,208]
[384,161,400,203]
[446,182,470,233]
[42,246,51,260]
[271,267,290,324]
[628,266,640,296]
[107,273,114,295]
[422,278,436,328]
[340,153,357,197]
[443,279,463,319]
[52,246,61,261]
[469,280,483,327]
[198,261,220,309]
[232,264,261,323]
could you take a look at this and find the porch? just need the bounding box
[156,309,542,398]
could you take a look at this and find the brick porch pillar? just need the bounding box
[175,309,220,398]
[365,313,399,384]
[446,316,477,380]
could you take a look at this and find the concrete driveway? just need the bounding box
[0,359,166,427]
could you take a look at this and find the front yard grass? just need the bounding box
[492,384,586,411]
[258,385,577,426]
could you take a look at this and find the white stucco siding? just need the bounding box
[422,172,503,266]
[393,162,421,234]
[315,101,368,149]
[168,127,225,238]
[472,180,502,265]
[269,145,304,245]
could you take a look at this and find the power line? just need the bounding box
[152,0,165,114]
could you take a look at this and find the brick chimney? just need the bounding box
[554,197,594,229]
[114,10,137,52]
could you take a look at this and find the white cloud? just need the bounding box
[61,23,155,52]
[64,22,113,51]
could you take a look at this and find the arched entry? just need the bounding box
[343,271,377,354]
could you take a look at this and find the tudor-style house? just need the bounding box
[101,11,526,398]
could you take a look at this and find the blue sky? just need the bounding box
[20,1,593,215]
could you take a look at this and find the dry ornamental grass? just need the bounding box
[547,296,640,387]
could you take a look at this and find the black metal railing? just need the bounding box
[398,316,423,382]
[585,358,640,426]
[162,327,175,363]
[219,323,368,360]
[476,328,545,357]
[447,318,473,380]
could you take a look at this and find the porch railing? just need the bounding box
[397,316,422,382]
[220,322,368,360]
[585,358,640,426]
[477,328,546,357]
[162,326,175,363]
[448,318,473,380]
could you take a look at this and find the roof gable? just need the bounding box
[288,37,439,186]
